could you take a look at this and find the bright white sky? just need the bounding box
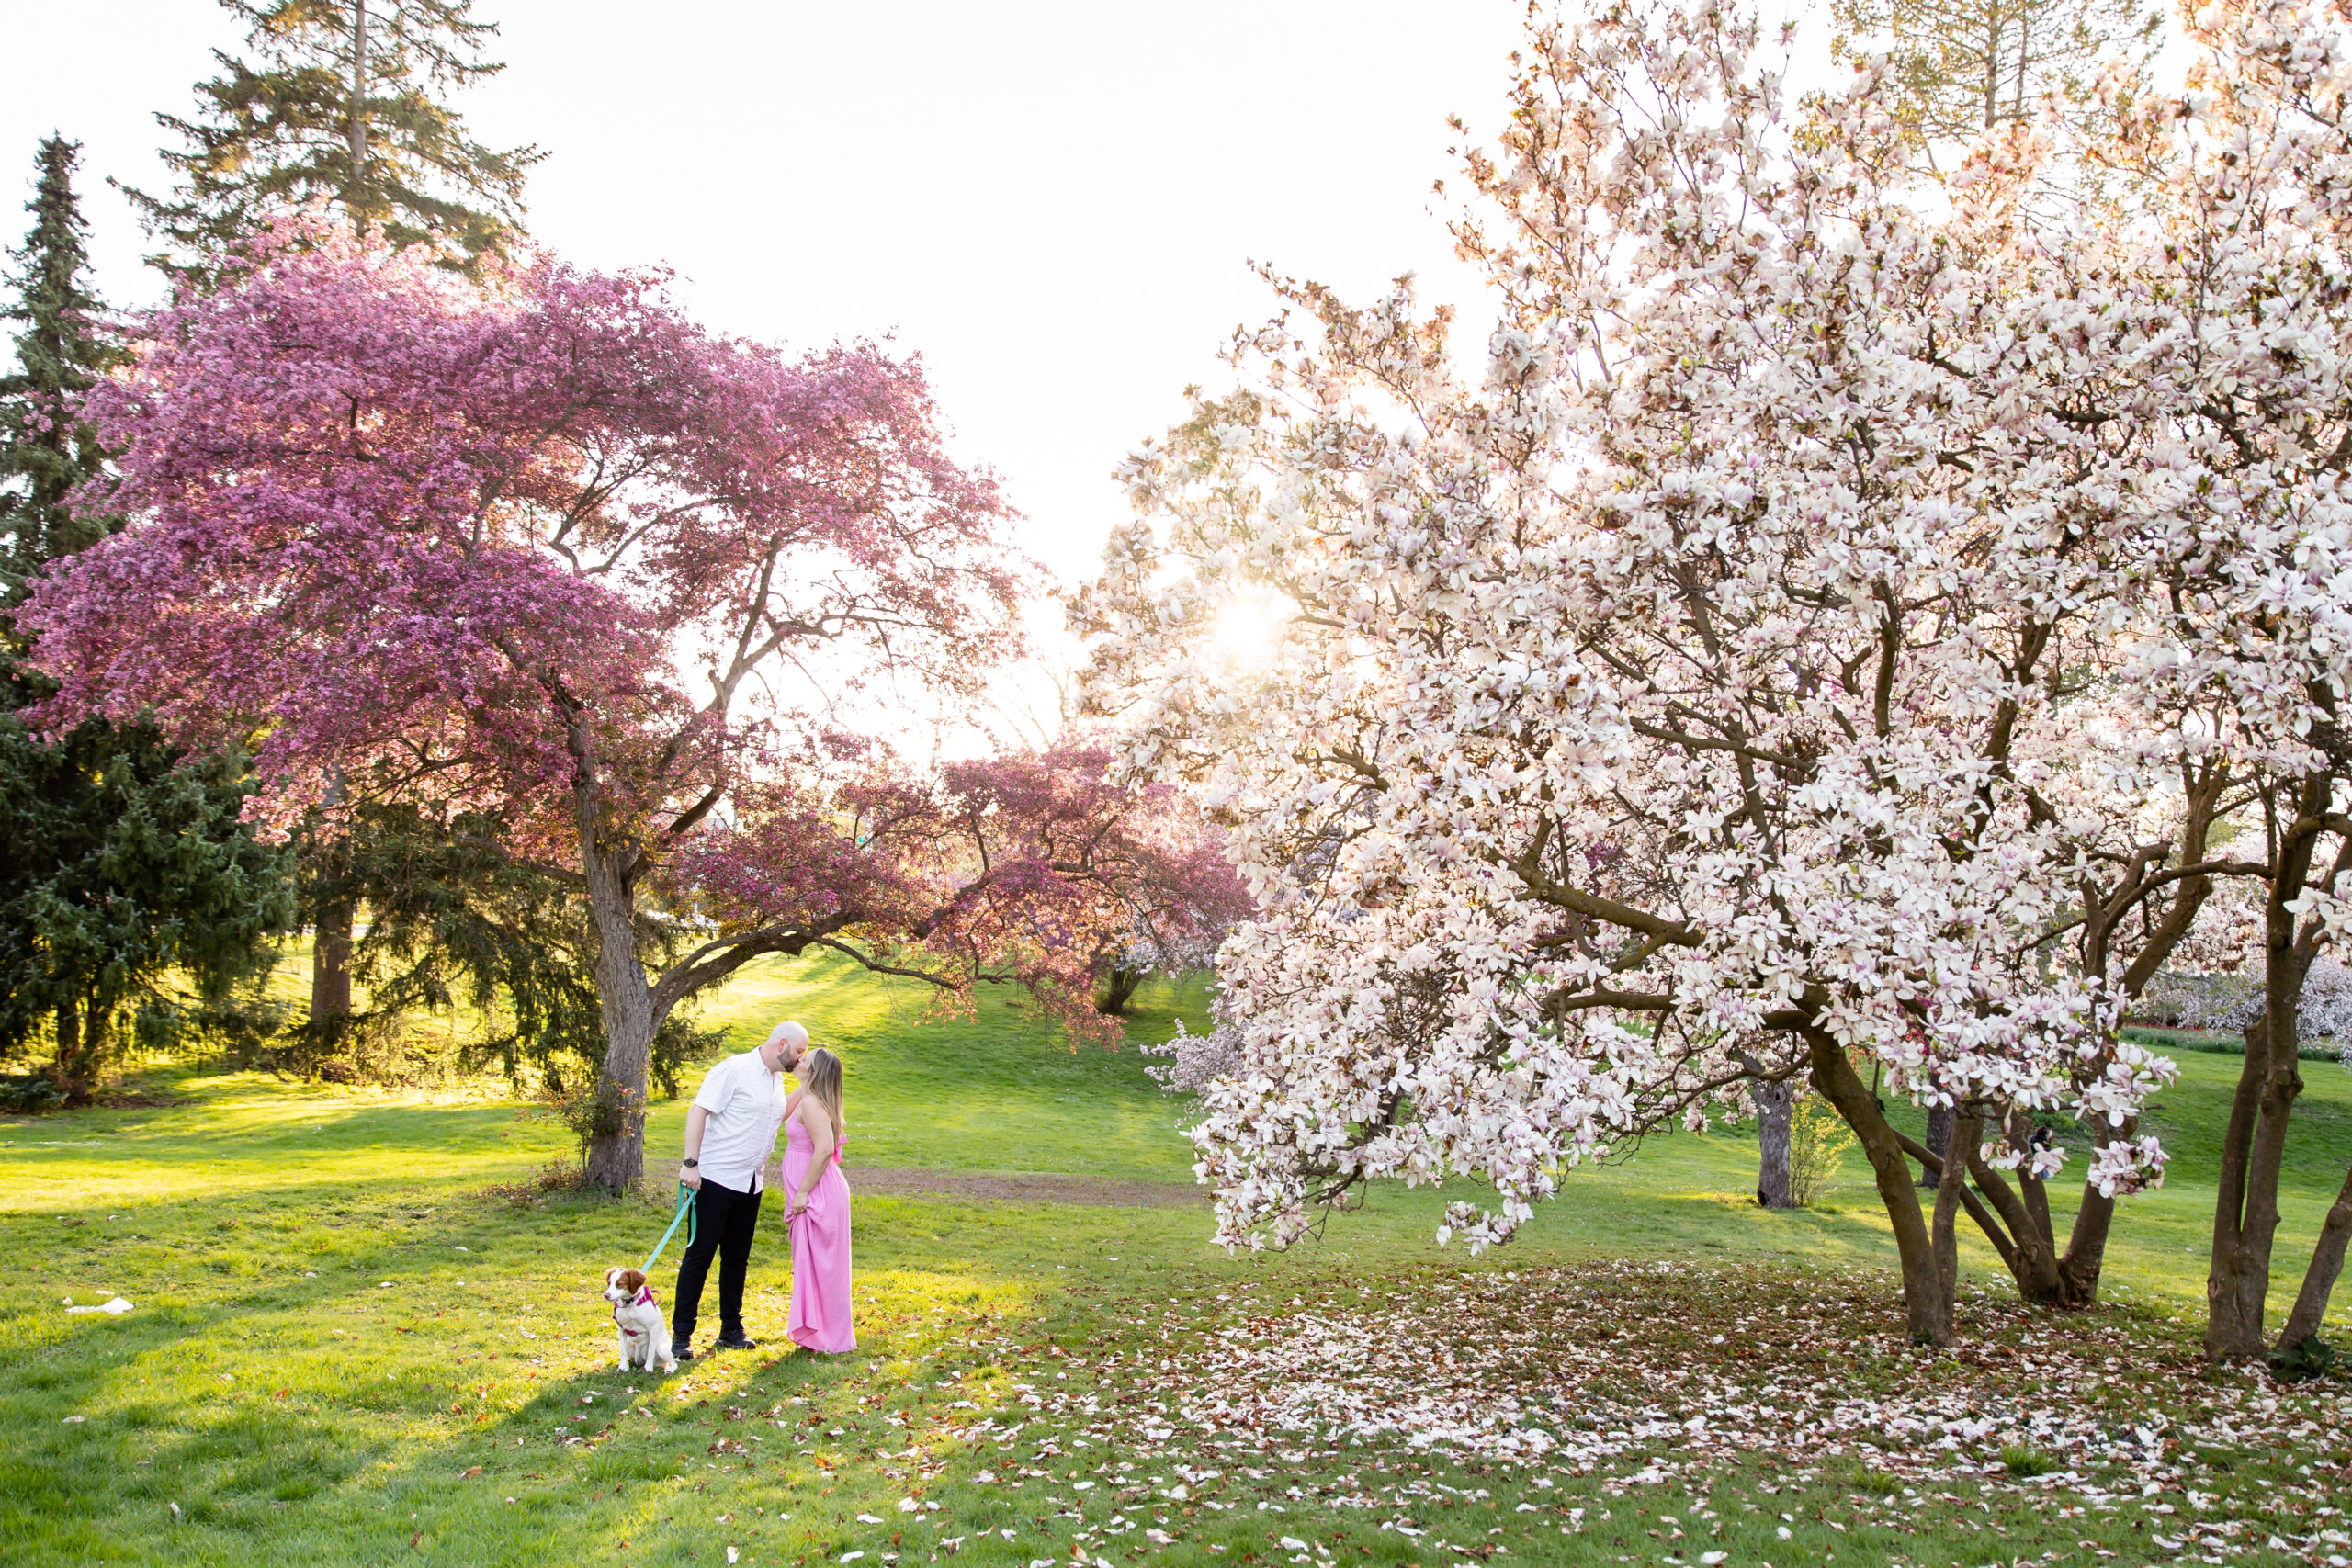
[1,0,1543,589]
[3,0,1848,743]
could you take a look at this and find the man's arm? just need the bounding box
[680,1104,709,1189]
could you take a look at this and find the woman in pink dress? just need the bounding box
[781,1046,855,1353]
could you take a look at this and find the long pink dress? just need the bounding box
[782,1115,855,1352]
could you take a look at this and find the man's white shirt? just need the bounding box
[691,1050,786,1192]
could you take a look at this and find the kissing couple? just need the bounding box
[668,1019,854,1360]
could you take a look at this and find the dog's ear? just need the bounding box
[616,1269,645,1292]
[605,1266,622,1287]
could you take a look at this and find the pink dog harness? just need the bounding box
[615,1284,658,1338]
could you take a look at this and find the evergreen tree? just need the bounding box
[122,2,560,1055]
[1830,0,2162,143]
[121,0,540,281]
[0,137,115,598]
[0,694,296,1104]
[0,141,296,1105]
[287,799,711,1098]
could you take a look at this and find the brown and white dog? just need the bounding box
[603,1267,677,1374]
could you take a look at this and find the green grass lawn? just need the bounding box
[7,952,2351,1567]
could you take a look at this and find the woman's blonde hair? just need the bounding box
[799,1046,845,1142]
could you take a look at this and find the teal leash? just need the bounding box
[640,1181,695,1274]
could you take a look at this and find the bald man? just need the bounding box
[671,1020,809,1359]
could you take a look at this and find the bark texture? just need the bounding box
[1752,1074,1794,1209]
[582,832,654,1194]
[2277,1158,2352,1348]
[1920,1102,1954,1190]
[309,897,355,1040]
[1931,1108,1984,1314]
[1810,1029,1951,1344]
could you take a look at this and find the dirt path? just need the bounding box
[847,1168,1205,1208]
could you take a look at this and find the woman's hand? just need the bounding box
[681,1164,703,1190]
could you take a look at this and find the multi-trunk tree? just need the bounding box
[2092,0,2352,1365]
[1076,0,2348,1347]
[22,223,1234,1187]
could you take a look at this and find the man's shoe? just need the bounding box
[672,1340,695,1361]
[713,1332,758,1352]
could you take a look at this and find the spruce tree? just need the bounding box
[0,701,296,1104]
[0,137,115,598]
[123,2,566,1057]
[0,140,296,1104]
[122,0,541,281]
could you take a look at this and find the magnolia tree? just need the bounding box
[1076,2,2222,1346]
[17,224,1216,1188]
[2067,0,2352,1361]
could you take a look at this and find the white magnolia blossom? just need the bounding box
[1080,0,2352,1340]
[1142,1017,1246,1097]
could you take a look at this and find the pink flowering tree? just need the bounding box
[20,223,1046,1188]
[930,743,1250,1019]
[1076,2,2220,1346]
[684,739,1249,1047]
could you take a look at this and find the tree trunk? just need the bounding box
[2276,1158,2352,1348]
[1753,1075,1794,1208]
[581,832,656,1192]
[2052,1116,2127,1306]
[346,0,370,193]
[2207,1010,2308,1359]
[1920,1102,1954,1190]
[1809,1030,1951,1345]
[50,994,91,1101]
[1095,964,1147,1017]
[2208,868,2318,1357]
[1931,1108,1984,1314]
[1998,1106,2074,1304]
[310,897,356,1043]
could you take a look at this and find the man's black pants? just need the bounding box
[672,1177,762,1345]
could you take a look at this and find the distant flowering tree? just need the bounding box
[1077,1,2217,1345]
[933,744,1250,1021]
[1142,1016,1244,1098]
[683,739,1248,1048]
[21,222,1046,1188]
